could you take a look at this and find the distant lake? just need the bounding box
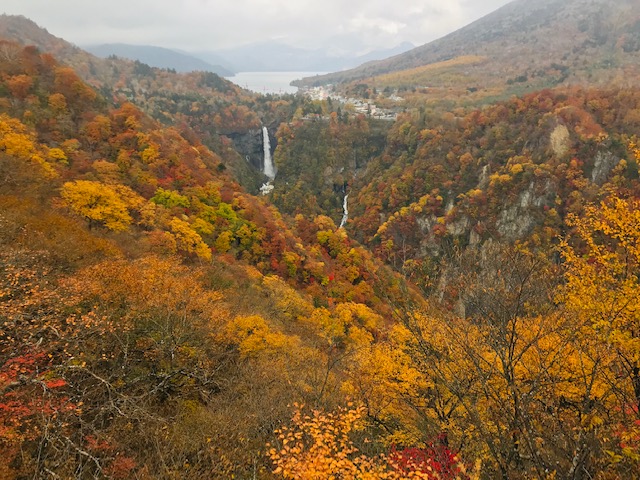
[226,71,327,95]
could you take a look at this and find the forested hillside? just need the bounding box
[297,0,640,108]
[0,40,418,478]
[2,7,640,480]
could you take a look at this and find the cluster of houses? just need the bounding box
[301,85,398,121]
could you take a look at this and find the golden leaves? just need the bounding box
[561,195,640,393]
[227,315,296,357]
[0,114,56,177]
[268,404,385,479]
[167,217,212,261]
[269,404,474,479]
[61,180,134,231]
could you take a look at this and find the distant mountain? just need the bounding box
[354,42,415,65]
[296,0,640,90]
[85,43,234,76]
[0,15,240,94]
[195,40,414,73]
[0,14,96,71]
[0,14,413,77]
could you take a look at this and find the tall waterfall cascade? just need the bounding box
[339,194,349,228]
[262,127,275,180]
[260,126,275,195]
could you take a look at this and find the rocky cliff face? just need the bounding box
[408,140,622,257]
[224,129,277,193]
[227,129,264,172]
[591,151,620,185]
[496,180,555,240]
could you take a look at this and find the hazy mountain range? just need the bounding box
[0,13,413,76]
[198,40,415,73]
[84,43,234,76]
[85,41,415,75]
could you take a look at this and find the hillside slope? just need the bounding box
[3,14,640,480]
[0,40,420,478]
[0,15,290,190]
[297,0,640,92]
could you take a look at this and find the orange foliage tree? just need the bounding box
[268,404,475,479]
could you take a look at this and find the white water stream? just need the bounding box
[262,126,275,180]
[260,126,275,195]
[339,194,349,228]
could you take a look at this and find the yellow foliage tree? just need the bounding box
[214,230,233,253]
[561,196,640,408]
[61,180,133,231]
[364,244,608,478]
[168,217,212,261]
[560,195,640,470]
[310,303,383,349]
[227,315,296,357]
[0,114,56,177]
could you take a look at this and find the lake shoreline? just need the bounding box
[225,71,328,95]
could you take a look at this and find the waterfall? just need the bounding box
[339,194,349,228]
[260,126,275,195]
[262,126,275,180]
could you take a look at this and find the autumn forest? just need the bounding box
[2,3,640,479]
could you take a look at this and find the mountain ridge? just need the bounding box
[296,0,640,91]
[84,43,234,76]
[196,40,415,73]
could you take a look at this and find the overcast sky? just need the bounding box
[2,0,513,53]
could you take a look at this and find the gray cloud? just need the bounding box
[2,0,513,52]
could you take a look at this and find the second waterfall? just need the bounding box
[339,194,349,228]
